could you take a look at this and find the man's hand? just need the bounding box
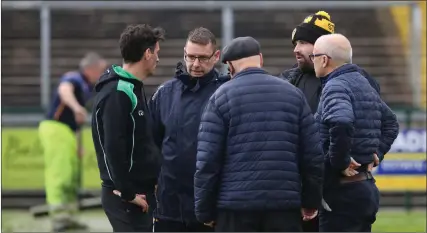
[348,157,361,169]
[113,190,149,212]
[368,153,380,172]
[204,221,215,228]
[342,157,360,176]
[73,106,88,125]
[301,208,318,221]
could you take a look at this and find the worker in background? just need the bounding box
[38,52,107,232]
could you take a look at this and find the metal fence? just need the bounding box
[2,1,424,112]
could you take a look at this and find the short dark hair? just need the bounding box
[119,24,165,63]
[187,27,217,48]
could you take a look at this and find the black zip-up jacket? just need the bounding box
[278,65,321,114]
[91,65,161,201]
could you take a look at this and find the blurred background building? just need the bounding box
[1,1,426,232]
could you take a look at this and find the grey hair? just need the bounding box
[79,52,105,70]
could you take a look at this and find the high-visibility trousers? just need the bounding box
[38,120,80,218]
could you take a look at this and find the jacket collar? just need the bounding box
[320,63,360,87]
[174,61,218,92]
[233,67,268,80]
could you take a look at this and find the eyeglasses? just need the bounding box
[184,50,215,63]
[309,53,331,62]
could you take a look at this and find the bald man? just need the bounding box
[311,34,399,232]
[194,37,324,232]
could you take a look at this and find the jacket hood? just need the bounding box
[94,65,141,92]
[174,61,230,91]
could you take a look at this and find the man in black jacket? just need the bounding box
[91,24,165,232]
[278,11,335,232]
[279,11,335,115]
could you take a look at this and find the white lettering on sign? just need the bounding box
[390,130,426,153]
[381,161,425,172]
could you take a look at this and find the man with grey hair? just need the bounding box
[38,52,106,232]
[312,34,399,232]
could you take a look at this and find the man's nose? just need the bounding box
[293,45,300,53]
[193,59,201,66]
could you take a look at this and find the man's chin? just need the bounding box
[190,71,205,77]
[297,61,307,68]
[297,63,314,73]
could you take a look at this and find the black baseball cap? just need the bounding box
[221,36,261,64]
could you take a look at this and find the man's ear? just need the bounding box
[322,56,328,68]
[259,53,264,67]
[214,50,220,63]
[143,48,152,60]
[227,61,234,75]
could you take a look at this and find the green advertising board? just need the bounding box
[2,127,101,190]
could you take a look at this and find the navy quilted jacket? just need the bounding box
[148,62,230,224]
[194,68,324,223]
[315,64,399,176]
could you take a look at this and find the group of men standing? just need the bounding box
[39,10,399,232]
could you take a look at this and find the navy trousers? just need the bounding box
[319,179,380,232]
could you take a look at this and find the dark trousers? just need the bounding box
[302,215,319,232]
[319,179,380,232]
[215,210,302,232]
[101,186,156,232]
[154,218,213,232]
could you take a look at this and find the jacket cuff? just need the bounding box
[330,154,351,171]
[121,190,136,202]
[301,196,321,209]
[374,150,385,167]
[196,211,215,224]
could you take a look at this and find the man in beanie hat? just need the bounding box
[279,11,393,233]
[279,11,334,114]
[194,36,324,232]
[278,11,334,232]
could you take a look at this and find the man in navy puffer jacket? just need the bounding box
[312,34,399,232]
[194,36,324,232]
[148,27,230,232]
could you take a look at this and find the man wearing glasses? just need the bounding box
[148,27,229,232]
[312,34,398,232]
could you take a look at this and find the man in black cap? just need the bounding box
[194,36,324,232]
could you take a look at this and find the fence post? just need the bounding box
[221,5,234,74]
[409,2,422,108]
[40,3,51,112]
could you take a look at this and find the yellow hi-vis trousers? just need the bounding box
[38,120,80,219]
